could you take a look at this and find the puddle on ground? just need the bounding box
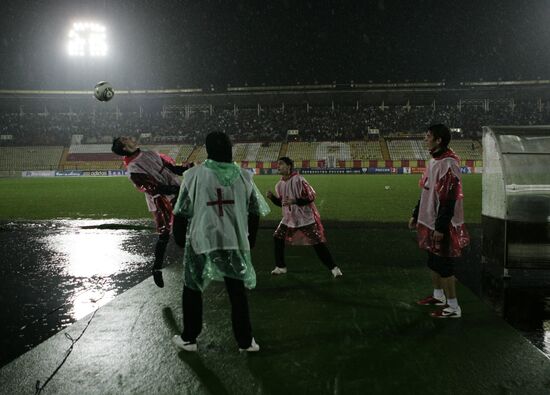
[0,219,181,367]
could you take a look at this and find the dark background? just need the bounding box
[0,0,549,89]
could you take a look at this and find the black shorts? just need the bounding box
[427,252,455,278]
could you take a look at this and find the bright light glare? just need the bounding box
[71,289,116,320]
[67,21,108,57]
[47,231,146,277]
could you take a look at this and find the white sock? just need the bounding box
[433,289,445,301]
[447,298,459,309]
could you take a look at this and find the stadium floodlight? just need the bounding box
[67,22,108,57]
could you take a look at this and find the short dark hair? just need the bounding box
[206,131,232,162]
[111,137,132,156]
[428,124,451,148]
[278,156,294,170]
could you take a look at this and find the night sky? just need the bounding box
[0,0,549,90]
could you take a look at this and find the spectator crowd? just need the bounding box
[1,100,549,146]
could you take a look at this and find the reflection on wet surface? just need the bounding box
[48,231,145,278]
[457,231,550,358]
[1,221,549,368]
[502,292,550,358]
[528,314,550,357]
[0,220,181,367]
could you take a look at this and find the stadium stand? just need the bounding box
[385,138,481,161]
[141,145,180,160]
[316,142,352,161]
[63,143,185,168]
[188,145,207,163]
[256,142,282,161]
[60,160,123,171]
[451,140,482,160]
[386,139,430,160]
[232,143,248,161]
[63,143,120,170]
[365,141,384,160]
[286,142,319,160]
[4,87,549,172]
[67,144,118,161]
[175,144,195,162]
[243,142,261,161]
[349,141,367,160]
[0,146,64,172]
[0,138,484,173]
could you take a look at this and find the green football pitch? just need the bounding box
[4,174,550,394]
[0,174,481,222]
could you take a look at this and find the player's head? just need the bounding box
[206,131,232,163]
[277,156,294,175]
[111,136,138,156]
[426,124,451,150]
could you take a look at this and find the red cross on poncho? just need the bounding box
[207,188,235,217]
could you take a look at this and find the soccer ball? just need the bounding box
[94,81,115,102]
[384,185,391,190]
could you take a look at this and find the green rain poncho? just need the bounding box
[173,160,270,291]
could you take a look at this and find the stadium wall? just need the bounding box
[15,164,483,178]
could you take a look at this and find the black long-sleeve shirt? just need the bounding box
[268,194,312,207]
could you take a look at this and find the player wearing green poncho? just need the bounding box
[171,131,270,353]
